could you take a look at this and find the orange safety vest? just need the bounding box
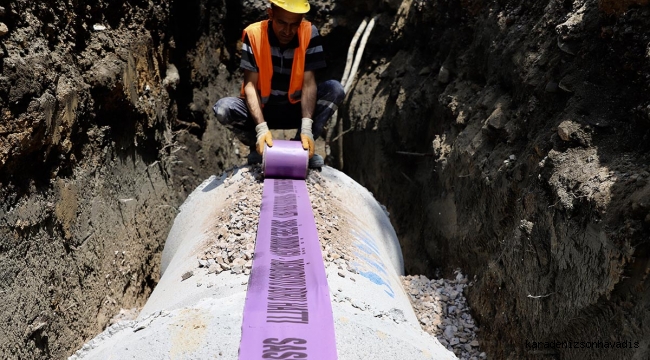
[239,20,312,106]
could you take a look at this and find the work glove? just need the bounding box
[255,122,273,155]
[300,118,315,159]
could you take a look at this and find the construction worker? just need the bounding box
[212,0,345,168]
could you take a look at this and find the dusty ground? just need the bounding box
[2,0,650,359]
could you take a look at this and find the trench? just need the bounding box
[1,0,650,359]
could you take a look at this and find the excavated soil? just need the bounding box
[341,0,650,359]
[1,0,650,359]
[0,1,242,358]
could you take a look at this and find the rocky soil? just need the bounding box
[403,272,485,360]
[194,167,356,279]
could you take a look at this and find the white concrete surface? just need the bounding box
[70,167,455,360]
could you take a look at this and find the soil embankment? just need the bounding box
[0,1,243,358]
[341,1,650,359]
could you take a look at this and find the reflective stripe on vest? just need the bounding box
[239,20,312,106]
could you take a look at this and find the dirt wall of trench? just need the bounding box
[340,0,650,359]
[0,0,247,358]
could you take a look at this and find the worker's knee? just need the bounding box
[319,80,345,105]
[212,98,234,125]
[331,80,345,105]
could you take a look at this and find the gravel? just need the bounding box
[402,271,485,359]
[195,167,351,277]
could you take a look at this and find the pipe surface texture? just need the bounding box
[240,140,337,359]
[69,155,455,359]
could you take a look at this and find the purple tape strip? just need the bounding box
[239,142,338,359]
[263,140,309,180]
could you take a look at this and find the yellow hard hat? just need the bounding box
[269,0,310,14]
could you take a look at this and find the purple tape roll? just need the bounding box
[239,139,338,359]
[263,140,308,180]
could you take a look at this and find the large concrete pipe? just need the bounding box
[70,165,454,359]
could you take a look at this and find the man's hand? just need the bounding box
[255,122,273,155]
[300,118,315,158]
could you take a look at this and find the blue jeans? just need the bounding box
[212,80,345,147]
